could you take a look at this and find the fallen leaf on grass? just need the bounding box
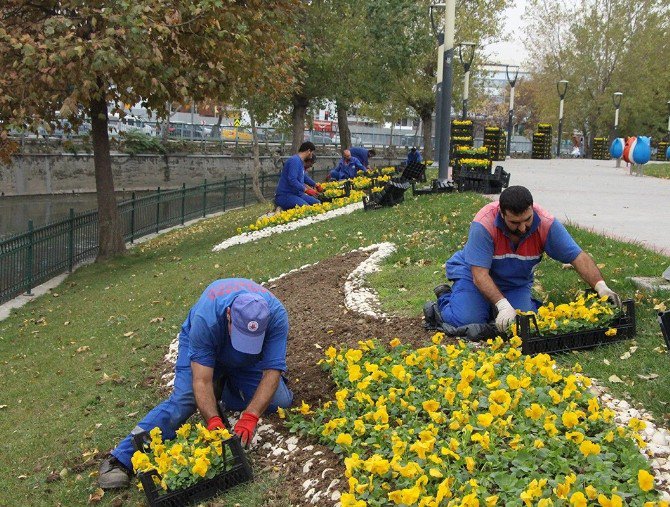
[127,411,139,418]
[603,359,611,365]
[638,373,660,381]
[620,351,631,360]
[149,317,165,324]
[608,375,624,383]
[123,331,134,337]
[653,346,668,354]
[76,346,90,353]
[597,263,606,269]
[0,405,7,409]
[655,302,667,312]
[88,488,104,503]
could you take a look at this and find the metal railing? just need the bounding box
[0,168,332,305]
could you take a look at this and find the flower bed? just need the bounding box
[322,173,393,192]
[240,191,365,232]
[286,335,663,506]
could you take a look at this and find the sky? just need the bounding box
[484,0,529,68]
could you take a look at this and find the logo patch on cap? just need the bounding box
[247,320,259,332]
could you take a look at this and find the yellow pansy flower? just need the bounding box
[638,469,655,492]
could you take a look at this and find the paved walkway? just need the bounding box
[499,158,670,256]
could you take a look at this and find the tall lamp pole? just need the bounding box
[612,91,623,167]
[556,80,569,157]
[505,65,519,157]
[430,4,445,162]
[612,92,623,137]
[666,100,670,137]
[458,42,476,120]
[437,0,456,180]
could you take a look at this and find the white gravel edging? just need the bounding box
[212,202,363,252]
[344,242,396,319]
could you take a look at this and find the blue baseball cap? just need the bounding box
[230,293,270,354]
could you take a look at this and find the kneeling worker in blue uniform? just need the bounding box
[99,278,293,489]
[438,186,621,332]
[329,149,367,181]
[274,141,320,210]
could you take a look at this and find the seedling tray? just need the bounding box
[515,299,636,355]
[132,431,253,507]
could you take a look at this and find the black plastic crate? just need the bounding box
[515,299,636,355]
[659,311,670,351]
[132,431,253,507]
[412,179,456,195]
[400,162,427,182]
[363,178,412,210]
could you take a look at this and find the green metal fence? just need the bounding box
[0,167,331,305]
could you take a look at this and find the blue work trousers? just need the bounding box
[111,353,292,470]
[438,277,540,327]
[275,193,319,210]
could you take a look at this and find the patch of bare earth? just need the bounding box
[251,250,433,506]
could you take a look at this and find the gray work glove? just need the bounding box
[495,298,517,332]
[595,280,622,308]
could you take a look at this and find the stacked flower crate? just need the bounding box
[656,141,669,161]
[449,119,474,157]
[591,137,610,160]
[531,123,552,159]
[483,126,506,160]
[451,146,490,182]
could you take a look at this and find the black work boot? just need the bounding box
[433,283,452,299]
[98,456,131,489]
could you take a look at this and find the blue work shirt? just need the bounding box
[350,147,370,167]
[446,202,582,291]
[304,171,316,187]
[406,150,422,164]
[275,155,306,197]
[179,279,288,375]
[331,156,366,180]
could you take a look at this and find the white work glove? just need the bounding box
[595,280,622,308]
[495,298,517,332]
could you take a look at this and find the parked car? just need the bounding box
[304,131,335,144]
[109,115,154,136]
[221,127,253,142]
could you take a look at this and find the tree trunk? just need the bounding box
[336,100,351,150]
[90,92,125,259]
[291,94,309,153]
[420,110,434,160]
[249,111,265,202]
[211,111,223,139]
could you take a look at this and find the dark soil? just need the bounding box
[251,249,433,506]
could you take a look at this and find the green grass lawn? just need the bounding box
[0,191,668,505]
[645,162,670,179]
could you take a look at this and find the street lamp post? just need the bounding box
[430,4,445,162]
[505,65,519,157]
[666,100,670,136]
[556,80,569,157]
[436,0,456,180]
[458,42,476,120]
[613,91,623,167]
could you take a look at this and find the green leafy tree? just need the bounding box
[0,0,299,258]
[524,0,670,152]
